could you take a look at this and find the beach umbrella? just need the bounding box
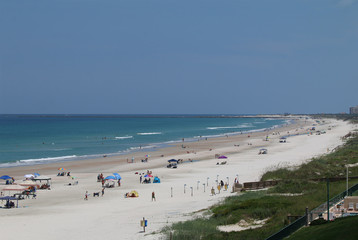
[0,175,12,180]
[58,168,66,171]
[33,173,40,177]
[24,174,34,179]
[144,174,153,178]
[218,155,228,159]
[105,176,116,180]
[113,173,122,180]
[168,159,178,163]
[145,155,150,158]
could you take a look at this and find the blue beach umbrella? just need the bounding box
[34,173,40,177]
[0,175,12,180]
[113,173,122,180]
[105,176,116,180]
[168,159,178,163]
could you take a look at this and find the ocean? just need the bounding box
[0,115,289,168]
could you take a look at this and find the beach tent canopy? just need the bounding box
[0,175,12,180]
[144,174,153,178]
[113,173,122,180]
[105,176,116,180]
[128,190,139,197]
[153,177,161,183]
[218,155,228,159]
[0,196,18,201]
[280,137,287,139]
[168,159,178,163]
[33,176,51,181]
[2,185,28,191]
[24,174,34,179]
[33,173,40,177]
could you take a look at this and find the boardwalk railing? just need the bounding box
[265,182,358,240]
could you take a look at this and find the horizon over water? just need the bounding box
[0,114,290,168]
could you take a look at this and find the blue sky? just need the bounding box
[1,0,357,114]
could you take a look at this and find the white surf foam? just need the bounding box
[115,136,133,140]
[207,123,253,130]
[137,132,162,135]
[19,155,78,163]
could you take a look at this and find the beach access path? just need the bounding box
[0,117,355,240]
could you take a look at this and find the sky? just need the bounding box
[0,0,357,114]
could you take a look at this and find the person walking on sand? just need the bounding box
[211,187,215,196]
[152,191,156,201]
[102,188,105,197]
[84,191,88,200]
[140,175,142,184]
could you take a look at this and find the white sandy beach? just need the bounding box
[0,117,356,240]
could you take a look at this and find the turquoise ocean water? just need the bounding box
[0,115,289,168]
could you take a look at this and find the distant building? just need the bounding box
[350,106,358,114]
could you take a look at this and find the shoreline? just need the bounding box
[0,116,300,177]
[0,116,354,240]
[0,116,294,170]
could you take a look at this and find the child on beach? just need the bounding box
[85,191,88,200]
[152,191,156,201]
[211,187,215,196]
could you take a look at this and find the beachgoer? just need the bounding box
[152,191,156,201]
[118,179,121,187]
[102,179,105,187]
[220,180,224,187]
[85,191,88,200]
[140,175,142,184]
[102,188,105,196]
[211,187,215,196]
